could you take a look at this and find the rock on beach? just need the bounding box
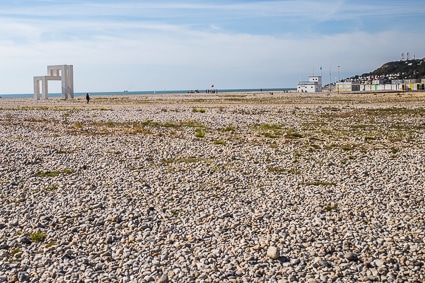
[267,246,280,260]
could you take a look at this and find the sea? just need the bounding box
[0,88,295,99]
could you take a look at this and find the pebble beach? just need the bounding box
[0,91,424,282]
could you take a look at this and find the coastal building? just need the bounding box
[336,78,425,92]
[297,76,322,93]
[336,81,360,92]
[404,79,423,90]
[359,83,394,91]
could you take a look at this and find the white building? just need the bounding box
[335,78,425,92]
[297,76,322,93]
[336,81,360,92]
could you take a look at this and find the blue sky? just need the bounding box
[1,0,424,94]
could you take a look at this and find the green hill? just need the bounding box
[360,58,425,80]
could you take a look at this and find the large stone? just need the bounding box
[158,273,169,283]
[344,252,358,261]
[267,246,280,259]
[374,259,385,267]
[19,235,31,245]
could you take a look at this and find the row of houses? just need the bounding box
[297,76,425,93]
[336,79,425,92]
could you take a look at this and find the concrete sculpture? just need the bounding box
[34,65,74,100]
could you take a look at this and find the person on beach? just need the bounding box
[86,93,90,104]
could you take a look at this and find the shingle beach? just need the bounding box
[1,91,424,282]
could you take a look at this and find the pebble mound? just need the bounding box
[0,96,424,282]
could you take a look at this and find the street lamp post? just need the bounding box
[337,65,340,93]
[329,66,332,93]
[338,66,340,81]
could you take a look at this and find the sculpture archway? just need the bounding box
[34,65,74,100]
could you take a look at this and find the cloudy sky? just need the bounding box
[1,0,424,94]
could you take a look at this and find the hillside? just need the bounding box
[348,58,425,84]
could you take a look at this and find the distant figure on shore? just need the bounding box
[86,93,90,104]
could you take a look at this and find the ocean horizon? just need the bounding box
[0,88,295,99]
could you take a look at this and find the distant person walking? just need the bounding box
[86,93,90,104]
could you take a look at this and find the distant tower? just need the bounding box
[401,53,404,61]
[407,52,410,60]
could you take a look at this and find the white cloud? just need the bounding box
[1,26,423,94]
[0,0,424,94]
